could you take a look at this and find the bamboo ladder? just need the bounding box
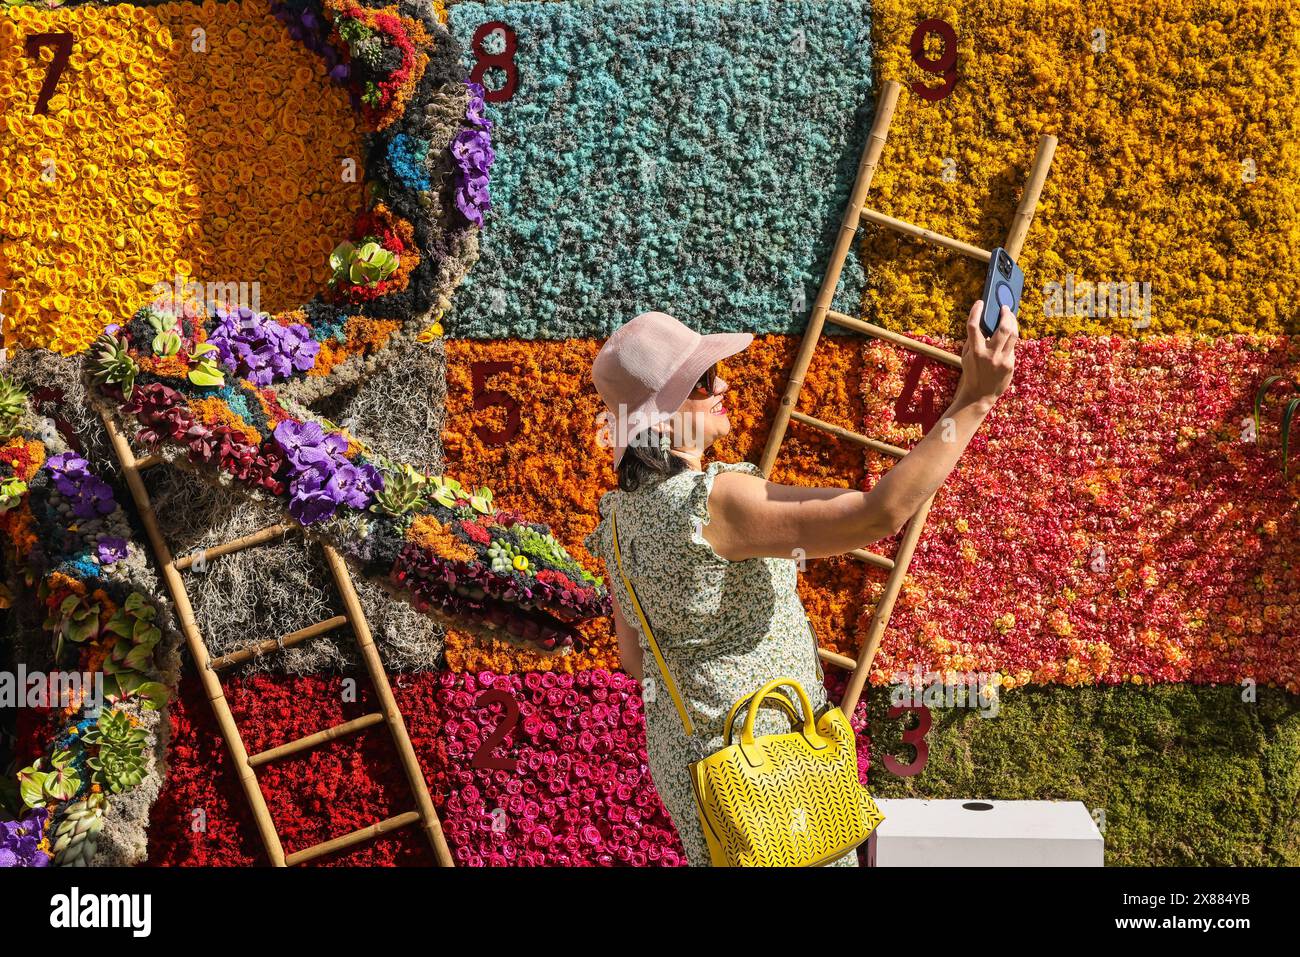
[757,79,1057,718]
[100,410,454,867]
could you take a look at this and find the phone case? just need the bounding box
[979,246,1024,338]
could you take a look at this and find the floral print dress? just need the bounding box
[584,460,859,867]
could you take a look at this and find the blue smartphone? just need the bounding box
[979,246,1024,338]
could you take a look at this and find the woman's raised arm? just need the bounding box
[702,301,1018,562]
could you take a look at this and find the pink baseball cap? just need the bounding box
[592,311,753,468]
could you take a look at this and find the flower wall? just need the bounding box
[2,0,1299,868]
[441,0,874,338]
[0,0,366,353]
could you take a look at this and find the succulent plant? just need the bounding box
[103,592,162,673]
[187,341,225,387]
[371,461,428,518]
[487,538,525,574]
[19,749,83,808]
[49,793,106,867]
[329,239,399,287]
[146,308,182,356]
[90,331,139,398]
[428,475,463,509]
[43,591,104,660]
[83,709,149,794]
[515,525,574,569]
[0,374,26,438]
[0,476,27,512]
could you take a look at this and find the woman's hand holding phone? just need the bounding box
[954,298,1018,412]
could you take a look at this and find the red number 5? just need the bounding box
[470,360,522,445]
[25,32,74,116]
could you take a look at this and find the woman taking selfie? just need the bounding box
[584,304,1017,866]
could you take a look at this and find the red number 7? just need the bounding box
[25,32,74,116]
[470,360,522,445]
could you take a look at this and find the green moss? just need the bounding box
[865,684,1300,866]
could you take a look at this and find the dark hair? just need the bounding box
[617,429,690,492]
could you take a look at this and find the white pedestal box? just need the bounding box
[868,799,1104,866]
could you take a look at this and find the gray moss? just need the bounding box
[142,464,445,675]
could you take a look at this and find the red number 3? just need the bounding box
[882,704,930,776]
[470,22,518,103]
[908,18,958,102]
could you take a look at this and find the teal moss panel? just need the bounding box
[448,0,875,338]
[865,683,1300,866]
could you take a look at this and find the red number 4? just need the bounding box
[25,32,74,116]
[894,354,940,432]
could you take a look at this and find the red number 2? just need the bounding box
[470,360,522,445]
[469,689,520,772]
[470,22,518,103]
[25,32,74,116]
[908,19,958,102]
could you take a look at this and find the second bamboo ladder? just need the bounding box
[758,79,1057,717]
[101,411,454,867]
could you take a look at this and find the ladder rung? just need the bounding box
[285,811,421,866]
[208,615,350,671]
[849,548,896,570]
[790,411,906,458]
[133,453,163,471]
[817,647,857,671]
[175,523,294,570]
[248,711,386,768]
[826,310,963,369]
[859,207,993,263]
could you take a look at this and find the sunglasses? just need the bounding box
[689,363,720,399]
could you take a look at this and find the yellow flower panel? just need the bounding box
[0,0,365,354]
[864,0,1300,338]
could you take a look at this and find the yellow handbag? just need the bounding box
[611,508,884,866]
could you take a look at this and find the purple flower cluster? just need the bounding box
[97,537,129,566]
[453,81,495,227]
[45,453,116,520]
[272,2,349,82]
[208,307,319,386]
[273,420,382,525]
[0,807,51,867]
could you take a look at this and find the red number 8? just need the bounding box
[470,22,519,103]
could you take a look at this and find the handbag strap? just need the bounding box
[610,508,696,736]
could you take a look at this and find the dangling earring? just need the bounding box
[656,428,674,455]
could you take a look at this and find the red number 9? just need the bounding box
[908,18,958,102]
